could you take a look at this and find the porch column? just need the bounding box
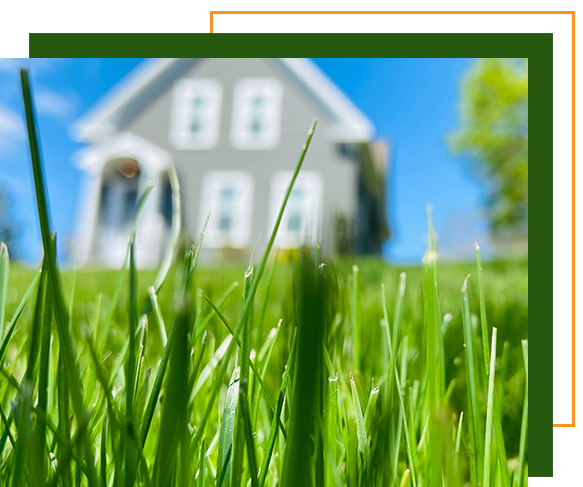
[74,169,102,267]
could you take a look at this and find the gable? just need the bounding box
[71,58,375,144]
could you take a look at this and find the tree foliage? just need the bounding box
[450,58,528,237]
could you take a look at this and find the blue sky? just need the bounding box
[0,57,489,265]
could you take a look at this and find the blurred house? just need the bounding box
[71,58,389,268]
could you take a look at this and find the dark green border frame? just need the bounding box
[29,32,553,477]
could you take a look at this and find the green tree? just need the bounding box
[450,58,528,237]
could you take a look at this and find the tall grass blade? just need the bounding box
[125,236,139,487]
[153,164,181,292]
[350,373,371,475]
[255,248,279,354]
[239,388,259,487]
[462,276,480,487]
[252,321,282,428]
[11,383,33,487]
[0,242,8,339]
[351,265,361,369]
[20,67,98,487]
[258,328,297,487]
[280,251,330,487]
[232,265,255,487]
[152,293,192,487]
[324,374,339,487]
[364,382,380,435]
[517,340,528,487]
[483,327,498,487]
[217,367,240,487]
[399,469,410,487]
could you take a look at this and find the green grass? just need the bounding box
[0,68,527,486]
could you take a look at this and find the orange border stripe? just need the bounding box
[209,12,575,428]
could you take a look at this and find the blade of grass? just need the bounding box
[232,265,255,487]
[152,164,181,292]
[280,252,330,487]
[197,438,206,487]
[258,327,297,487]
[192,280,238,346]
[0,242,9,339]
[11,383,33,487]
[255,247,279,354]
[217,367,239,487]
[20,68,98,487]
[475,243,491,372]
[351,265,361,369]
[34,257,54,482]
[483,327,498,487]
[149,287,167,347]
[350,373,371,470]
[454,412,464,474]
[26,258,49,486]
[364,382,380,435]
[399,469,410,487]
[239,388,259,487]
[151,293,192,487]
[461,276,479,487]
[252,321,282,428]
[100,418,107,487]
[394,364,418,487]
[324,374,339,487]
[517,340,528,487]
[125,236,139,487]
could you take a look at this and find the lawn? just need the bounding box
[2,253,528,487]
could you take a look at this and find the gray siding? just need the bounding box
[121,58,359,256]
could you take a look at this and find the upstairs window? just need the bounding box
[231,79,283,150]
[200,172,254,249]
[169,79,222,150]
[269,171,323,249]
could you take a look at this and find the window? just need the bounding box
[200,172,254,248]
[169,79,222,149]
[231,79,283,150]
[269,171,323,248]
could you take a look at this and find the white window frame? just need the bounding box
[199,171,254,249]
[231,78,283,150]
[269,171,323,249]
[169,79,222,150]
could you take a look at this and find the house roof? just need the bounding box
[71,58,376,144]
